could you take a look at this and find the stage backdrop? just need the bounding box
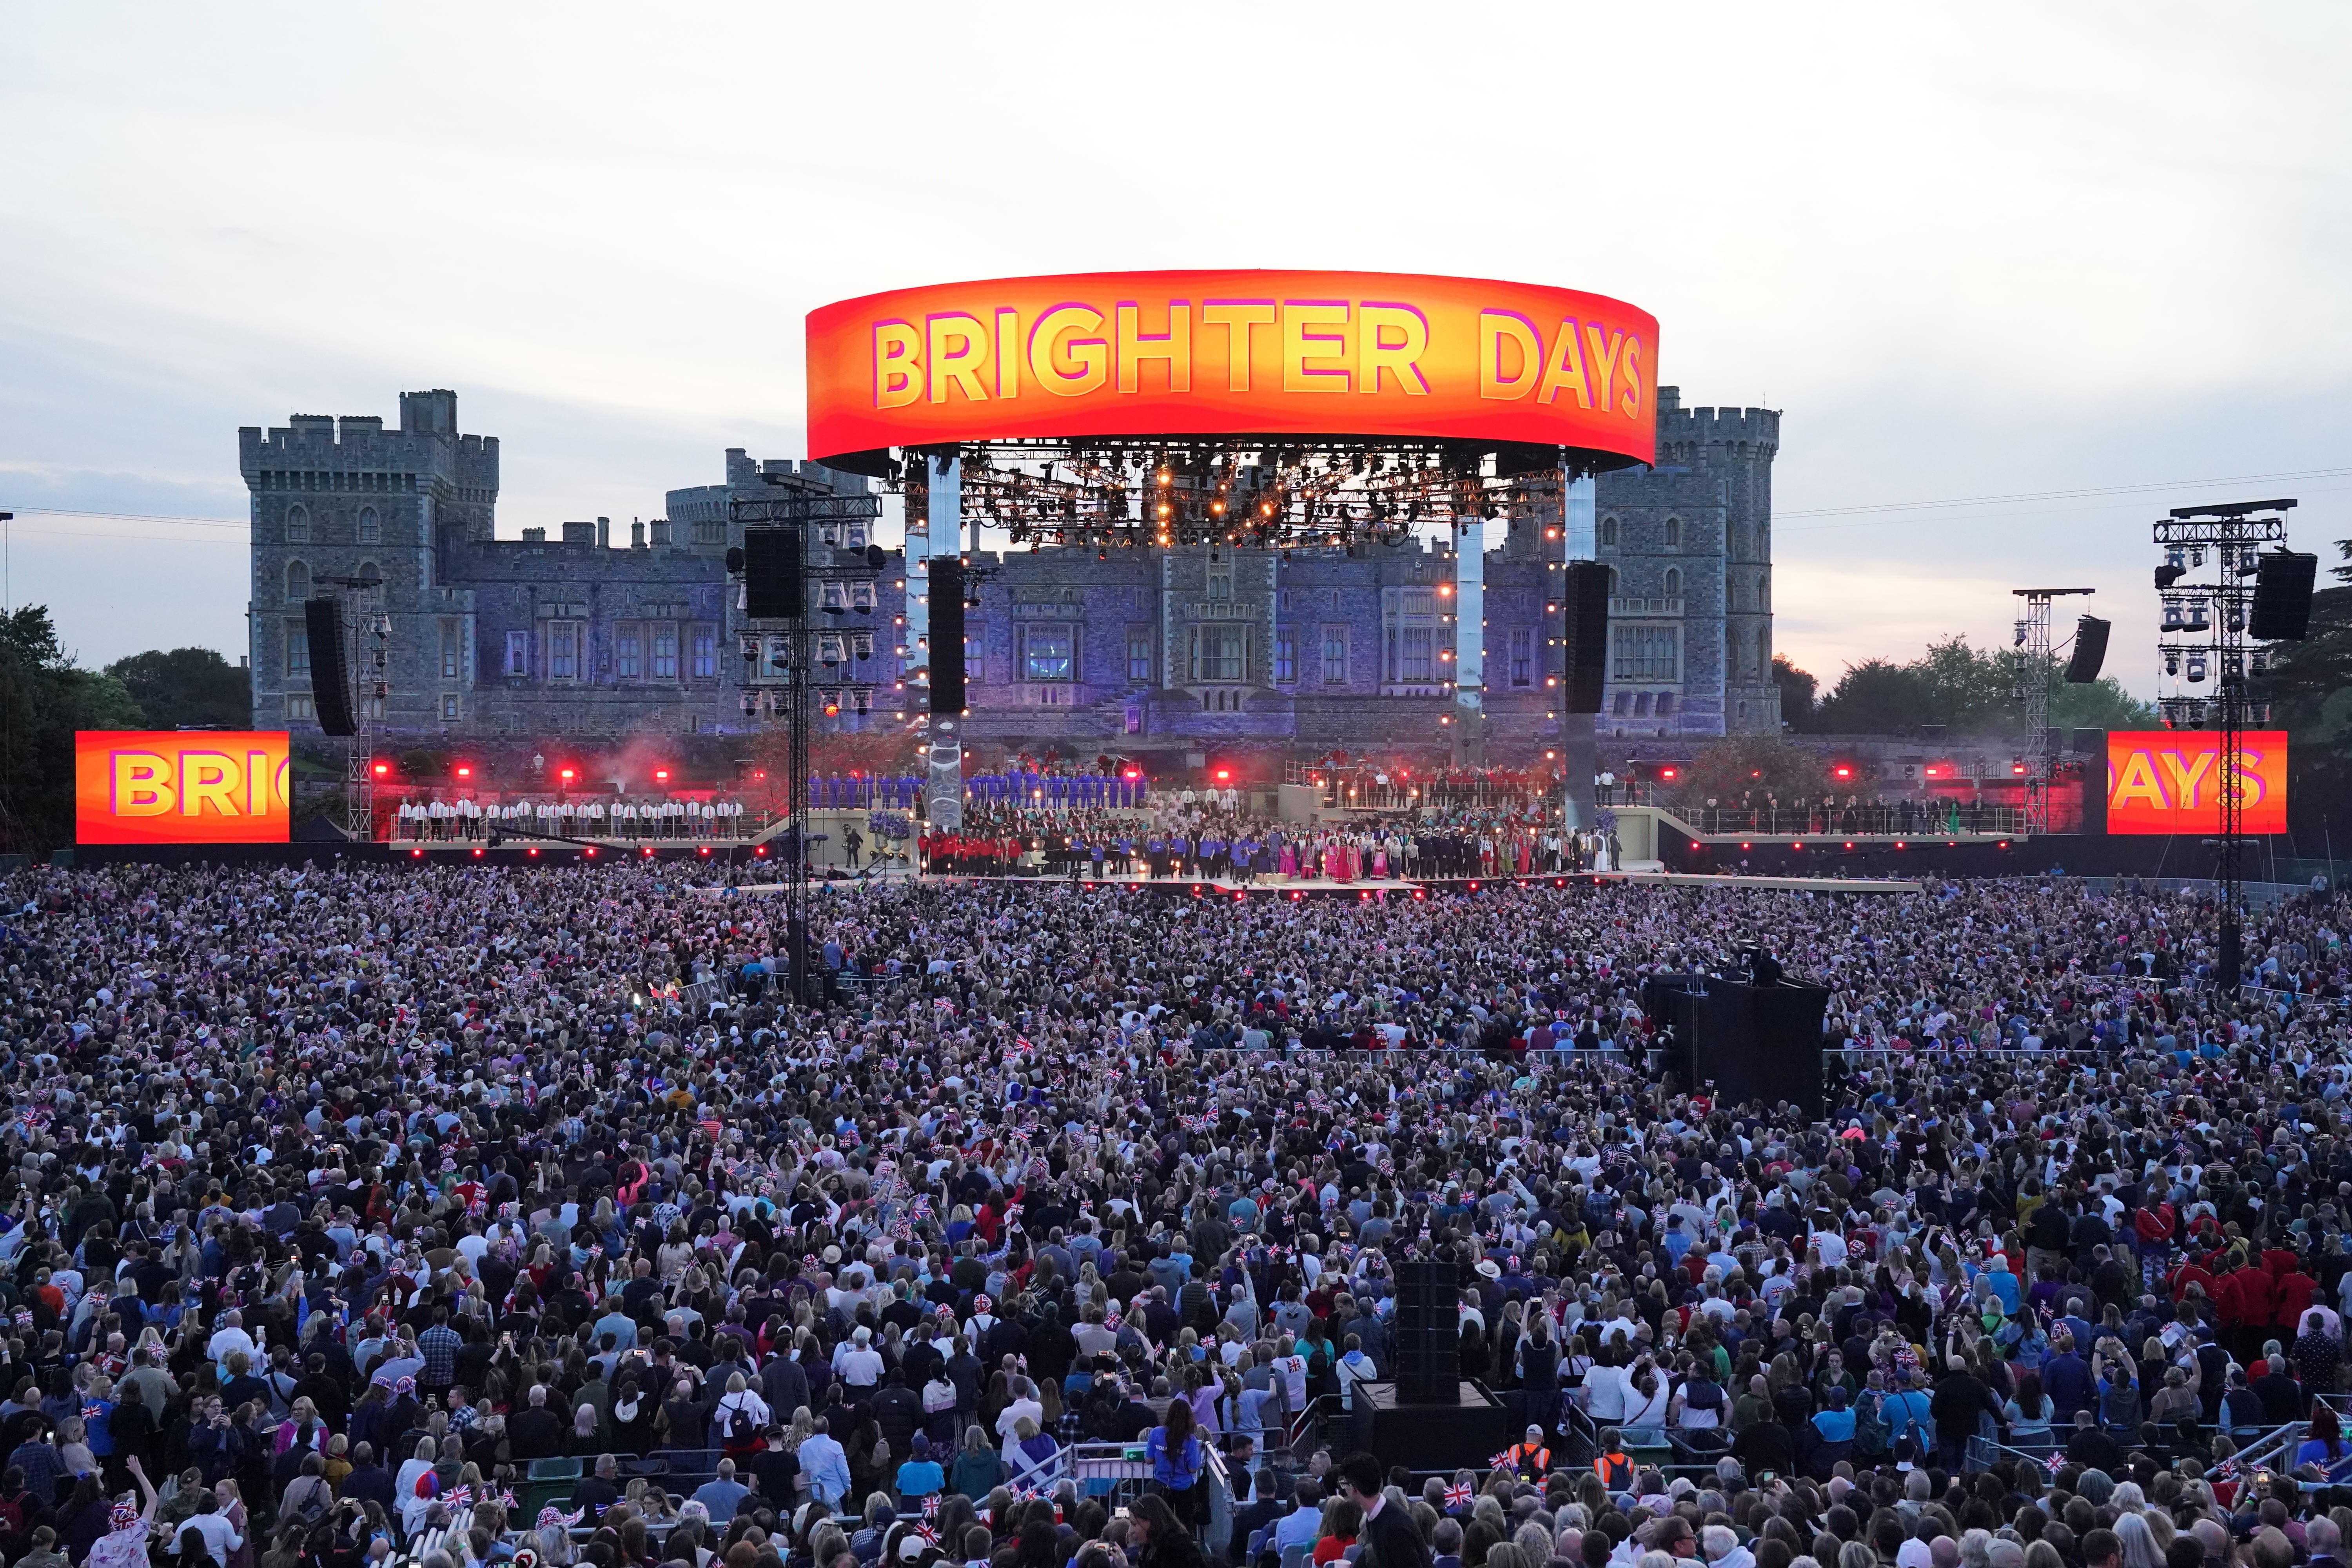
[2106,730,2287,835]
[806,269,1659,465]
[75,731,292,845]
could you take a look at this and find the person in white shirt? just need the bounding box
[206,1310,259,1368]
[995,1377,1044,1451]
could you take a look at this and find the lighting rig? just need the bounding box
[2152,497,2297,989]
[728,475,886,1004]
[894,437,1577,552]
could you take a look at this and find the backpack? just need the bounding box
[724,1396,760,1445]
[1851,1390,1889,1456]
[284,1474,331,1524]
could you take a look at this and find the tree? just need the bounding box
[0,606,146,854]
[1771,655,1818,731]
[105,647,250,730]
[1662,734,1835,809]
[1813,658,1931,735]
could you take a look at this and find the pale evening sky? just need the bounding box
[2,3,2348,694]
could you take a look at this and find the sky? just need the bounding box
[3,3,2349,694]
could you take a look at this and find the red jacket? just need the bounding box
[2273,1271,2319,1331]
[2219,1264,2274,1328]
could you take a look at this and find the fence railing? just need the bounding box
[1666,804,2027,837]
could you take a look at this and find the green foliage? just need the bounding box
[1770,655,1817,730]
[0,607,149,854]
[1803,633,2151,736]
[1664,734,1839,808]
[104,646,250,730]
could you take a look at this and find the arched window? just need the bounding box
[1663,517,1681,550]
[357,506,380,545]
[1605,566,1620,599]
[1662,567,1681,599]
[355,559,383,586]
[1599,516,1618,548]
[285,560,310,603]
[1760,573,1770,612]
[285,505,310,545]
[1728,579,1741,612]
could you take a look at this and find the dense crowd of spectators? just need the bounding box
[0,861,2348,1568]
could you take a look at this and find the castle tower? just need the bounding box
[239,390,499,732]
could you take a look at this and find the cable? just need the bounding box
[1777,465,2352,523]
[0,506,247,529]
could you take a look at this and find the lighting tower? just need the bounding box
[2153,497,2296,990]
[2009,588,2094,835]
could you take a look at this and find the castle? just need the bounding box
[240,387,1778,764]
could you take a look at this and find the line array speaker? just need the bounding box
[742,527,804,620]
[929,557,966,715]
[2065,616,2111,683]
[304,595,356,737]
[1561,561,1610,714]
[1390,1259,1461,1404]
[2252,551,2318,642]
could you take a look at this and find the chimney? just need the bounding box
[561,521,595,545]
[597,515,611,550]
[632,519,647,549]
[651,518,674,546]
[522,527,547,543]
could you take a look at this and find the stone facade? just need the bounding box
[241,387,1777,761]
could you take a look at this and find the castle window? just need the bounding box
[1401,626,1433,682]
[1657,692,1675,716]
[1275,627,1295,684]
[1612,625,1680,682]
[505,631,529,677]
[692,626,717,679]
[1599,516,1617,548]
[355,560,382,588]
[1760,574,1770,612]
[548,622,581,681]
[285,561,310,603]
[1189,624,1245,683]
[285,505,310,545]
[652,626,679,680]
[1510,628,1534,687]
[357,506,379,545]
[1321,625,1348,684]
[1127,626,1153,683]
[1663,517,1682,550]
[439,619,462,680]
[1023,625,1074,682]
[441,694,461,721]
[1663,567,1681,599]
[286,621,310,677]
[286,693,315,722]
[1207,557,1234,600]
[616,625,642,680]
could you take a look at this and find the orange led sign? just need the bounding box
[2105,730,2287,835]
[806,270,1658,465]
[74,731,292,845]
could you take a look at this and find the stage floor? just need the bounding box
[705,869,1921,897]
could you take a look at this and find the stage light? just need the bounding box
[374,762,390,777]
[642,847,654,857]
[1214,768,1230,782]
[1893,841,1904,849]
[472,846,484,858]
[654,768,669,783]
[1792,842,1803,850]
[410,848,423,859]
[584,847,596,857]
[1844,841,1853,849]
[1998,840,2011,849]
[755,846,768,857]
[699,846,710,856]
[528,846,539,857]
[455,765,471,779]
[1691,842,1701,851]
[1832,765,1851,780]
[1291,891,1302,901]
[1660,767,1678,780]
[559,768,575,783]
[2010,761,2027,775]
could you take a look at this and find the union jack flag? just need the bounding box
[1444,1482,1473,1509]
[911,1523,939,1545]
[923,1496,942,1519]
[1490,1450,1515,1471]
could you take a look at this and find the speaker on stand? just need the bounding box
[305,596,356,738]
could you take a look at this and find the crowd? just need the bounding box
[917,800,1610,881]
[0,858,2349,1568]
